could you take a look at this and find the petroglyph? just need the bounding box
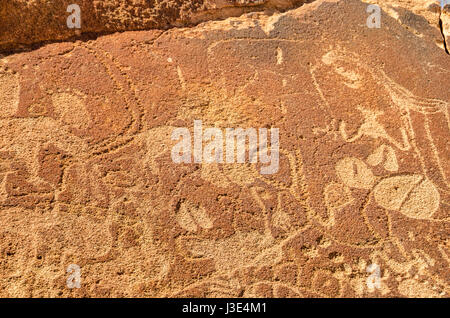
[367,145,399,172]
[0,0,448,298]
[0,71,19,118]
[324,183,354,210]
[374,176,440,219]
[52,92,91,130]
[176,200,214,232]
[276,47,284,65]
[336,157,376,189]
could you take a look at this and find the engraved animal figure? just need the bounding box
[339,107,411,151]
[335,156,441,220]
[313,48,449,200]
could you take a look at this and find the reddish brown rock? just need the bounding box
[0,0,449,297]
[443,5,450,51]
[364,0,449,53]
[0,0,310,53]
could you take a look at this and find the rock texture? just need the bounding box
[443,5,450,52]
[0,0,310,53]
[0,0,449,297]
[363,0,450,53]
[2,0,449,54]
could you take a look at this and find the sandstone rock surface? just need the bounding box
[363,0,450,52]
[0,0,449,297]
[2,1,449,54]
[443,6,450,51]
[0,0,310,53]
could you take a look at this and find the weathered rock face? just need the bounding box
[0,0,449,297]
[362,0,449,52]
[0,0,310,53]
[2,0,449,54]
[443,5,450,51]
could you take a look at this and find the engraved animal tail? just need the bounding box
[379,71,450,201]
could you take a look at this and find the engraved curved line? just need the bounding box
[424,115,449,188]
[309,65,331,113]
[338,109,411,151]
[82,43,142,158]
